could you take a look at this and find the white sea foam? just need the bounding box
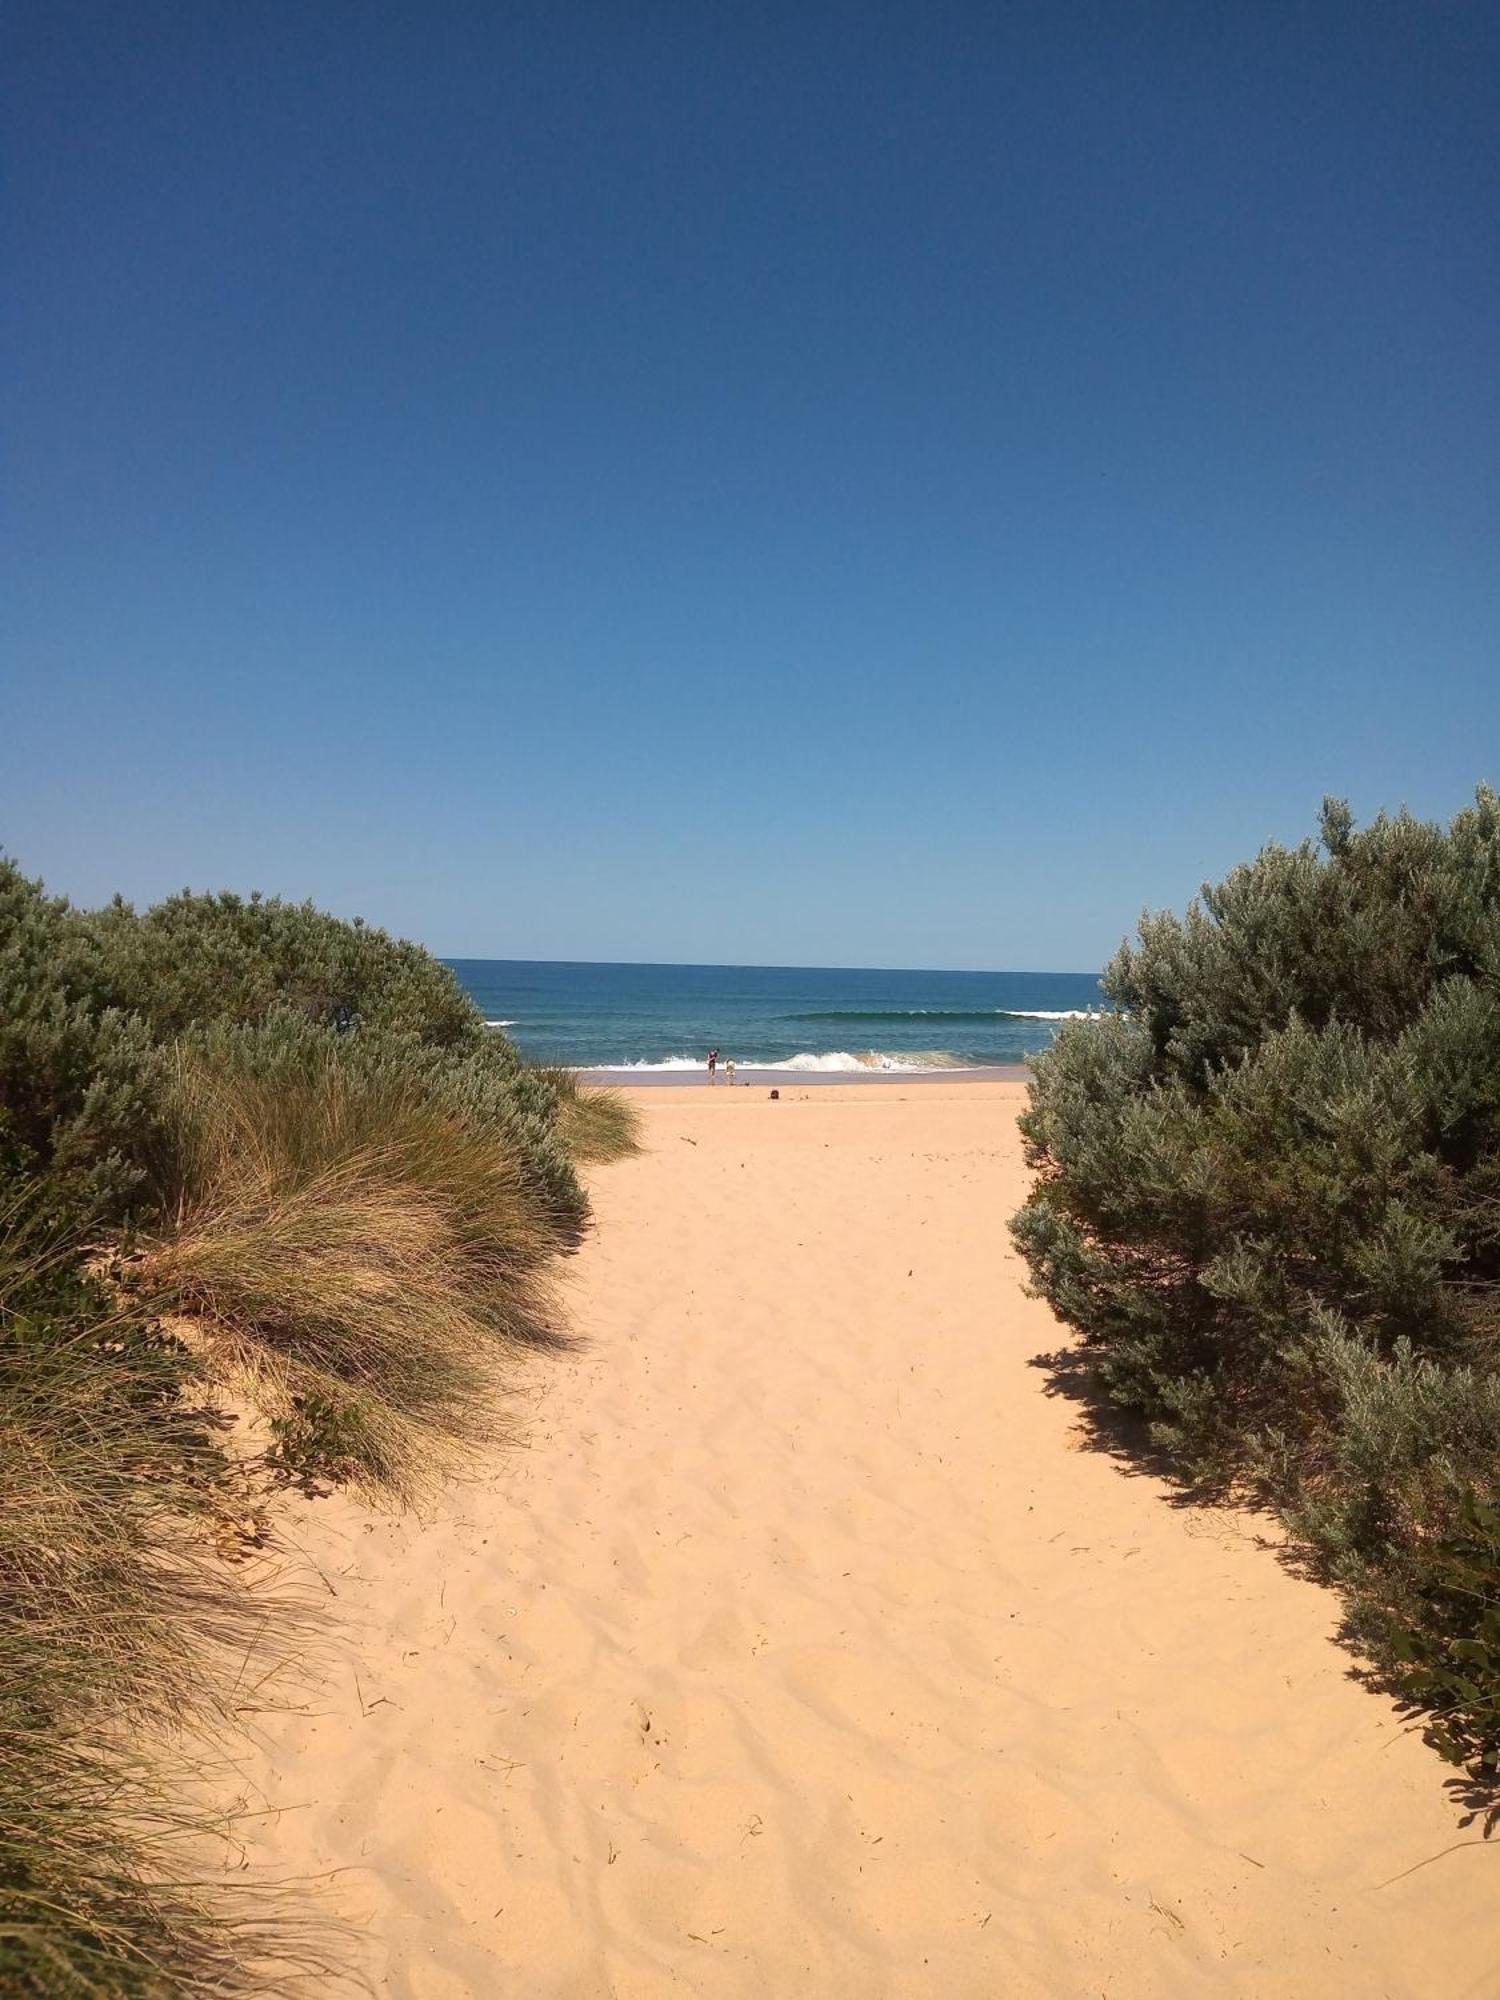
[587,1056,705,1072]
[484,1018,518,1028]
[588,1049,981,1075]
[788,1007,1108,1023]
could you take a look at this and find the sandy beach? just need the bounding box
[231,1080,1496,1998]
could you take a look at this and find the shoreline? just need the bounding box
[581,1062,1033,1087]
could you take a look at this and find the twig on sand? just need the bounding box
[1377,1840,1495,1889]
[353,1670,397,1715]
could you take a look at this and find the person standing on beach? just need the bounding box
[707,1047,719,1081]
[725,1057,736,1086]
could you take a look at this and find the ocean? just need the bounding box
[444,960,1105,1075]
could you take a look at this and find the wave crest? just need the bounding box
[588,1048,977,1075]
[787,1007,1101,1023]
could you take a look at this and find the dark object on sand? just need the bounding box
[769,1089,779,1100]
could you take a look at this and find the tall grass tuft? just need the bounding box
[128,1046,567,1498]
[0,1207,331,1996]
[536,1068,641,1164]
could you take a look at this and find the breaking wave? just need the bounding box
[786,1007,1102,1023]
[587,1049,979,1075]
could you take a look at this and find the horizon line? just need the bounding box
[438,954,1105,978]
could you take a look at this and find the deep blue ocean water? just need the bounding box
[444,960,1105,1073]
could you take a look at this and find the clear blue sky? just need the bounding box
[5,2,1496,971]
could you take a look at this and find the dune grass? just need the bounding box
[0,1738,341,1999]
[126,1048,568,1499]
[535,1068,641,1164]
[0,1214,335,1996]
[1,1027,596,1985]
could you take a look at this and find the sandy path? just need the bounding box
[237,1081,1496,1997]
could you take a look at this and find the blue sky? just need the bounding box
[5,1,1496,971]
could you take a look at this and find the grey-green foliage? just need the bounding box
[85,885,491,1047]
[1012,789,1500,1784]
[0,860,583,1238]
[1278,1320,1500,1599]
[0,864,165,1220]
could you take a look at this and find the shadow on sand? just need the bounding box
[1027,1337,1499,1839]
[1026,1340,1220,1501]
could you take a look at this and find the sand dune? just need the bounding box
[230,1081,1496,1997]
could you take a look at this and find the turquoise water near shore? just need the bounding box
[445,960,1104,1072]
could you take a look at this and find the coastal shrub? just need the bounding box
[82,887,490,1049]
[0,861,586,1237]
[1384,1491,1500,1780]
[0,865,167,1227]
[1012,789,1500,1787]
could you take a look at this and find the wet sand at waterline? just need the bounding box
[231,1081,1495,1997]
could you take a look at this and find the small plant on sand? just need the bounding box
[1012,789,1500,1795]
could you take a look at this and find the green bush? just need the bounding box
[84,887,488,1048]
[1384,1492,1500,1780]
[0,861,585,1238]
[1012,789,1500,1788]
